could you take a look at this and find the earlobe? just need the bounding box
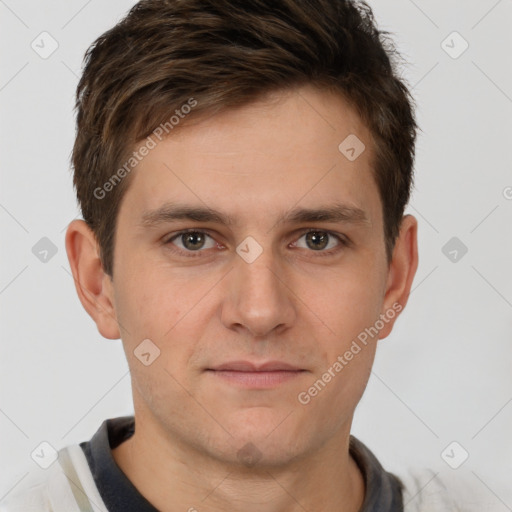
[378,214,419,340]
[65,219,121,340]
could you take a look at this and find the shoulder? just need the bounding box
[0,444,107,512]
[398,468,491,512]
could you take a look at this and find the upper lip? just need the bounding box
[209,361,303,372]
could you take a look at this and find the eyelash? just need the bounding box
[163,228,349,258]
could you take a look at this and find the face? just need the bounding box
[104,85,400,467]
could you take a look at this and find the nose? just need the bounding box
[220,247,297,338]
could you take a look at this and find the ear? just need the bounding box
[378,214,419,340]
[65,219,120,340]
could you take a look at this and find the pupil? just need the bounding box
[307,231,327,250]
[184,232,204,250]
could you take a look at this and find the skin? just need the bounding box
[66,84,418,512]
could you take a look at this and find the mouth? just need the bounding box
[206,361,307,389]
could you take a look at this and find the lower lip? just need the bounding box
[207,370,305,388]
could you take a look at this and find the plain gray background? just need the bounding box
[1,0,511,508]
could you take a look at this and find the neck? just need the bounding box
[112,414,365,512]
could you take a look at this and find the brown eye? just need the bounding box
[293,230,345,253]
[167,230,217,253]
[304,231,329,251]
[181,232,206,250]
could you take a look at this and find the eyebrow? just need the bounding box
[139,202,370,229]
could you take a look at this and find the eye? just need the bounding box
[165,229,219,255]
[291,229,347,255]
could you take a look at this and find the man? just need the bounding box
[1,0,456,510]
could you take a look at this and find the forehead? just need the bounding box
[119,85,381,229]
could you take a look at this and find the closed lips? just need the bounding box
[209,361,304,372]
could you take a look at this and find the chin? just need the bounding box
[208,421,314,470]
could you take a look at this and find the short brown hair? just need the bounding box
[72,0,417,277]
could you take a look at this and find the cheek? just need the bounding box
[112,261,215,373]
[308,263,385,343]
[112,261,181,343]
[300,273,381,414]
